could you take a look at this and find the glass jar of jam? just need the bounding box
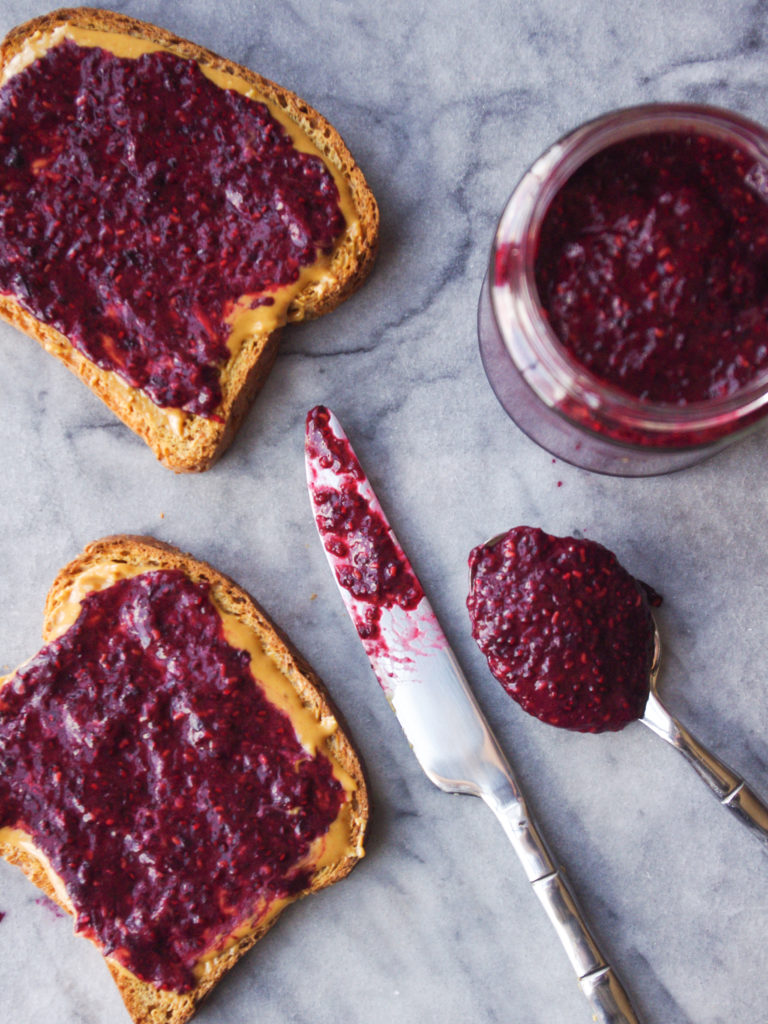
[478,103,768,476]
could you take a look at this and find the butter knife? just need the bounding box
[304,406,641,1024]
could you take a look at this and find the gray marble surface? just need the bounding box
[1,1,768,1022]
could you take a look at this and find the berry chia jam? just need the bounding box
[0,570,345,991]
[534,132,768,405]
[306,406,423,642]
[479,105,768,475]
[0,39,346,417]
[468,527,657,733]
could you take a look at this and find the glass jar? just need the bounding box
[478,103,768,476]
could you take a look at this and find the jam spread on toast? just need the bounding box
[0,40,345,417]
[468,528,658,733]
[0,570,344,990]
[306,406,423,640]
[532,132,768,404]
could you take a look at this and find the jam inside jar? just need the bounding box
[478,104,768,476]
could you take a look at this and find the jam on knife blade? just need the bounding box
[305,406,442,681]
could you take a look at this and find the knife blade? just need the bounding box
[305,405,640,1024]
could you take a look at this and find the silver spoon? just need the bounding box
[470,538,768,845]
[642,623,768,843]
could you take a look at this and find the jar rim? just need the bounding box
[490,102,768,439]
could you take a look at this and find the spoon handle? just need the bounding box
[642,691,768,844]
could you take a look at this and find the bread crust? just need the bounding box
[0,535,369,1024]
[0,9,379,472]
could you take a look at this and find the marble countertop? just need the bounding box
[1,2,767,1022]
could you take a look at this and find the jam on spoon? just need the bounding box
[468,526,768,845]
[467,526,658,733]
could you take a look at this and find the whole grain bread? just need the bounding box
[0,535,369,1024]
[0,9,379,472]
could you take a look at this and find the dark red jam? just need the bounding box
[533,131,768,405]
[467,527,656,733]
[0,570,344,991]
[0,40,346,417]
[306,406,423,640]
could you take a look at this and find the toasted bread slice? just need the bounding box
[0,9,378,471]
[0,535,369,1024]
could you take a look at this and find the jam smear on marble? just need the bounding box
[306,406,423,640]
[533,131,768,404]
[0,40,346,417]
[0,570,344,991]
[468,527,656,733]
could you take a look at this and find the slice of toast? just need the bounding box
[0,535,369,1024]
[0,9,378,471]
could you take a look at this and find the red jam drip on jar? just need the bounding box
[467,527,658,733]
[533,131,768,405]
[0,40,346,417]
[0,570,344,991]
[306,406,423,640]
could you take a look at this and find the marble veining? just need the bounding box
[1,1,768,1022]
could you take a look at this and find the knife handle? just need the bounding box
[483,787,641,1024]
